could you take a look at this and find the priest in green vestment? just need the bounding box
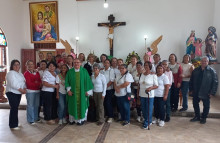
[65,58,93,125]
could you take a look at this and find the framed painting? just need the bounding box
[29,1,59,43]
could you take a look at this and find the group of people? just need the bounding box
[5,51,218,130]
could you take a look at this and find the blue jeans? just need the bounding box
[117,96,130,122]
[26,92,40,123]
[6,92,21,128]
[141,97,154,126]
[181,81,189,110]
[58,93,67,120]
[165,89,171,117]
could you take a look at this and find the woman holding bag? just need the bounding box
[114,64,134,126]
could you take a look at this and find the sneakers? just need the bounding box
[200,118,206,124]
[165,116,170,122]
[152,118,159,124]
[36,119,42,123]
[136,116,141,123]
[190,117,200,122]
[122,121,130,126]
[30,122,36,125]
[62,118,67,124]
[58,119,63,125]
[107,118,113,123]
[159,120,165,127]
[11,127,20,130]
[142,124,148,130]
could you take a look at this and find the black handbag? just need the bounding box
[125,74,135,102]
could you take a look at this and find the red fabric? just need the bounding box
[173,64,183,87]
[24,71,41,90]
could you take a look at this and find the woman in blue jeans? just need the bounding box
[114,64,134,126]
[139,61,158,129]
[56,64,69,125]
[24,60,42,125]
[180,54,194,111]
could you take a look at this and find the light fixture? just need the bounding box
[144,35,148,53]
[75,36,79,41]
[75,36,79,55]
[104,0,108,8]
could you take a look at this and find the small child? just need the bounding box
[147,47,152,62]
[193,38,203,57]
[41,18,51,38]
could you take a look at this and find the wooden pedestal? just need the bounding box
[0,71,7,103]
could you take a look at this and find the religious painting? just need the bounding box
[29,1,59,43]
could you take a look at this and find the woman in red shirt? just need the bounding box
[24,60,41,125]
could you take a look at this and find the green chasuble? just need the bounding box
[65,67,93,120]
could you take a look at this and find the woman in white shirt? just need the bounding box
[139,61,158,129]
[42,61,59,125]
[114,64,134,126]
[56,64,69,125]
[153,65,170,127]
[180,54,194,111]
[100,59,115,123]
[92,63,107,126]
[99,54,108,70]
[6,60,26,130]
[161,60,173,122]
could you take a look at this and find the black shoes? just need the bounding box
[77,121,85,126]
[190,117,200,122]
[179,108,187,112]
[69,121,75,125]
[165,116,170,122]
[200,118,206,124]
[171,108,177,112]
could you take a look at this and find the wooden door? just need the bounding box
[21,49,35,73]
[56,49,65,55]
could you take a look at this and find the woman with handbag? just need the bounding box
[139,61,158,129]
[114,64,134,126]
[132,61,143,122]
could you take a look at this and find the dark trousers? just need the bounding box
[6,92,21,128]
[170,83,180,110]
[133,89,141,116]
[42,91,57,120]
[193,95,210,119]
[165,89,171,117]
[104,90,114,118]
[117,96,130,122]
[154,97,165,121]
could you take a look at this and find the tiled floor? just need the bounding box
[1,94,220,113]
[0,109,220,143]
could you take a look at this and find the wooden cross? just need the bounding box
[98,14,126,56]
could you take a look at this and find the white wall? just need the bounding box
[22,0,215,62]
[213,0,220,96]
[0,0,25,67]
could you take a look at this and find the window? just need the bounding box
[0,27,7,68]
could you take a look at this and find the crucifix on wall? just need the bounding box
[98,14,126,56]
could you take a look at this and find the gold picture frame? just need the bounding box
[29,1,59,43]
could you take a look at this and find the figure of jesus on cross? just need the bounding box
[98,14,126,56]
